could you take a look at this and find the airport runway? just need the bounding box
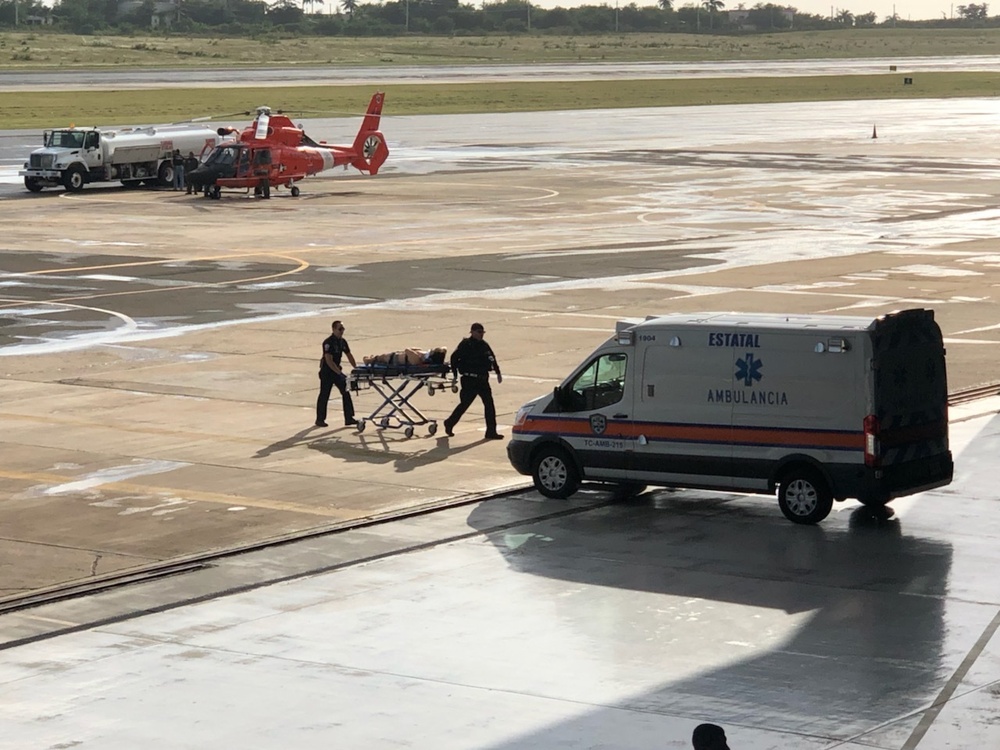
[1,92,999,748]
[2,56,1000,91]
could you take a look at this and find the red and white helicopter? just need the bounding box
[188,91,389,199]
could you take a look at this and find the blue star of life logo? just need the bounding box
[735,352,763,386]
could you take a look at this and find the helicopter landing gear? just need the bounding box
[290,185,300,198]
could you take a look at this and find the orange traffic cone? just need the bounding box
[871,124,878,139]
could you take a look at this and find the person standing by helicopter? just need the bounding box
[184,151,199,194]
[171,149,185,191]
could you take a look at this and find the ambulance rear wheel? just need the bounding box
[778,470,833,525]
[532,446,579,500]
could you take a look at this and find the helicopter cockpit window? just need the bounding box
[205,146,239,166]
[550,353,628,413]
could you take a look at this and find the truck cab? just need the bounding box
[22,128,103,192]
[21,123,223,193]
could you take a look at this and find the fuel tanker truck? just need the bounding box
[20,124,226,193]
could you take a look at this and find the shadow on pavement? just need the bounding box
[466,485,954,747]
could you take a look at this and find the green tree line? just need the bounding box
[0,0,995,36]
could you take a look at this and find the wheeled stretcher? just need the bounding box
[349,363,457,438]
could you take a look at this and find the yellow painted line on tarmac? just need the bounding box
[0,468,354,519]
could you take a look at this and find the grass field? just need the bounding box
[2,72,999,130]
[5,29,1000,68]
[3,30,1000,128]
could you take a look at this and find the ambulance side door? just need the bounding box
[629,336,735,489]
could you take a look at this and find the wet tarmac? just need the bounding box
[1,92,1000,748]
[3,98,1000,360]
[1,403,998,748]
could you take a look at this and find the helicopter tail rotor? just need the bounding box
[352,132,389,175]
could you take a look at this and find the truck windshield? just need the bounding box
[46,130,86,149]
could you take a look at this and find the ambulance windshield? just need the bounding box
[563,353,627,411]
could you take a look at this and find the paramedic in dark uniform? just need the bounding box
[443,322,504,439]
[315,320,358,428]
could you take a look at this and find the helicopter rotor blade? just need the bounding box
[171,110,253,126]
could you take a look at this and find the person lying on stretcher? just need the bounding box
[362,347,447,367]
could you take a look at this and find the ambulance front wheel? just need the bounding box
[532,446,580,500]
[778,470,833,525]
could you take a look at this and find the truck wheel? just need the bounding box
[532,446,580,499]
[778,469,833,525]
[62,165,86,192]
[157,161,174,188]
[24,177,43,193]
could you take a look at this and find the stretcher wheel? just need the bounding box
[357,420,366,432]
[404,426,415,439]
[427,386,435,396]
[380,417,390,429]
[451,384,459,393]
[428,422,438,436]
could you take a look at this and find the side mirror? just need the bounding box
[553,385,570,410]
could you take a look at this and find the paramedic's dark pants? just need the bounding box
[317,371,354,424]
[445,375,497,434]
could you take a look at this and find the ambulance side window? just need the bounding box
[558,353,627,412]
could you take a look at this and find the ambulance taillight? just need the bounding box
[864,415,881,468]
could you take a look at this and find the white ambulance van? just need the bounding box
[507,309,953,524]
